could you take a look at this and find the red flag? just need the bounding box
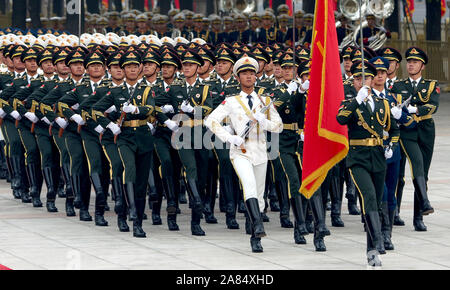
[174,0,180,9]
[285,0,292,15]
[300,0,348,198]
[441,0,446,17]
[405,0,415,17]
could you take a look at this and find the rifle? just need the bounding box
[238,97,273,154]
[398,95,413,109]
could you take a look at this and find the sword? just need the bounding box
[398,95,413,109]
[238,98,273,153]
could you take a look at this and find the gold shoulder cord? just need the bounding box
[356,108,380,139]
[376,100,389,127]
[418,81,435,103]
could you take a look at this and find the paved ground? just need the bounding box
[0,94,449,270]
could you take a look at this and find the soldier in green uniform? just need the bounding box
[32,49,75,216]
[41,49,89,217]
[390,47,438,231]
[337,61,400,267]
[91,50,175,238]
[167,49,213,236]
[0,44,32,204]
[151,49,184,231]
[90,51,130,232]
[59,51,111,226]
[7,47,43,208]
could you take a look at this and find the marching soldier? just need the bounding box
[379,46,406,226]
[337,61,400,267]
[192,14,208,41]
[390,47,438,231]
[205,56,283,252]
[135,14,151,36]
[31,49,75,216]
[0,44,32,204]
[166,49,213,236]
[106,11,122,34]
[58,51,111,226]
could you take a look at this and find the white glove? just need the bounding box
[0,108,6,118]
[41,117,51,125]
[106,122,121,135]
[227,135,244,147]
[356,86,369,104]
[287,81,298,94]
[71,103,79,110]
[24,112,39,123]
[105,105,116,114]
[368,36,376,42]
[407,105,417,114]
[162,104,174,114]
[147,122,156,134]
[385,148,393,159]
[254,111,267,124]
[70,114,86,125]
[123,104,138,114]
[10,110,21,120]
[94,125,105,134]
[181,101,194,113]
[390,106,402,120]
[299,80,310,92]
[164,119,179,132]
[55,117,68,129]
[300,132,304,141]
[224,125,234,135]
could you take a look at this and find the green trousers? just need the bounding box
[18,125,40,165]
[279,151,303,199]
[3,120,23,157]
[36,131,60,169]
[349,166,385,215]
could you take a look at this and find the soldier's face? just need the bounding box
[407,59,424,76]
[282,66,295,82]
[137,22,147,29]
[5,57,13,68]
[343,58,352,73]
[274,64,283,78]
[216,60,233,77]
[257,60,266,74]
[162,64,177,79]
[182,63,198,78]
[387,60,399,75]
[175,22,185,29]
[250,19,260,28]
[25,59,38,74]
[109,64,124,81]
[373,70,387,87]
[124,64,140,81]
[265,61,273,73]
[56,61,70,75]
[212,23,221,30]
[198,61,212,75]
[12,56,25,70]
[143,62,158,77]
[237,70,257,88]
[40,59,55,74]
[70,62,85,77]
[87,63,105,79]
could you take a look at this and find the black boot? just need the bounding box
[57,172,66,198]
[276,179,293,228]
[79,209,92,221]
[290,194,309,239]
[11,157,31,203]
[191,211,206,236]
[167,214,179,231]
[91,174,108,226]
[178,177,188,204]
[61,163,73,201]
[413,177,434,215]
[366,225,382,267]
[245,213,252,235]
[185,179,205,236]
[133,219,146,237]
[238,199,246,213]
[26,163,43,208]
[72,174,82,209]
[111,177,124,214]
[310,192,327,251]
[305,208,314,234]
[394,176,405,226]
[150,191,162,225]
[345,172,360,215]
[65,198,76,216]
[413,193,427,231]
[124,182,138,221]
[250,235,263,253]
[204,165,218,224]
[365,211,385,254]
[133,198,146,237]
[118,214,130,232]
[162,176,177,215]
[380,203,394,250]
[330,172,344,227]
[222,178,239,229]
[43,167,58,212]
[245,198,266,238]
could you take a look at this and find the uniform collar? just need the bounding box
[372,88,386,98]
[409,76,422,84]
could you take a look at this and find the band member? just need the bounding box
[205,56,283,253]
[391,47,438,232]
[337,61,400,267]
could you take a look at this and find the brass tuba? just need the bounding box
[219,0,256,15]
[339,0,394,51]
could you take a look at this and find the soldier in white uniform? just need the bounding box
[205,57,283,253]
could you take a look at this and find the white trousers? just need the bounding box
[231,157,267,213]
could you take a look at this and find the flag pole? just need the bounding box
[78,0,82,46]
[292,0,296,74]
[359,0,365,84]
